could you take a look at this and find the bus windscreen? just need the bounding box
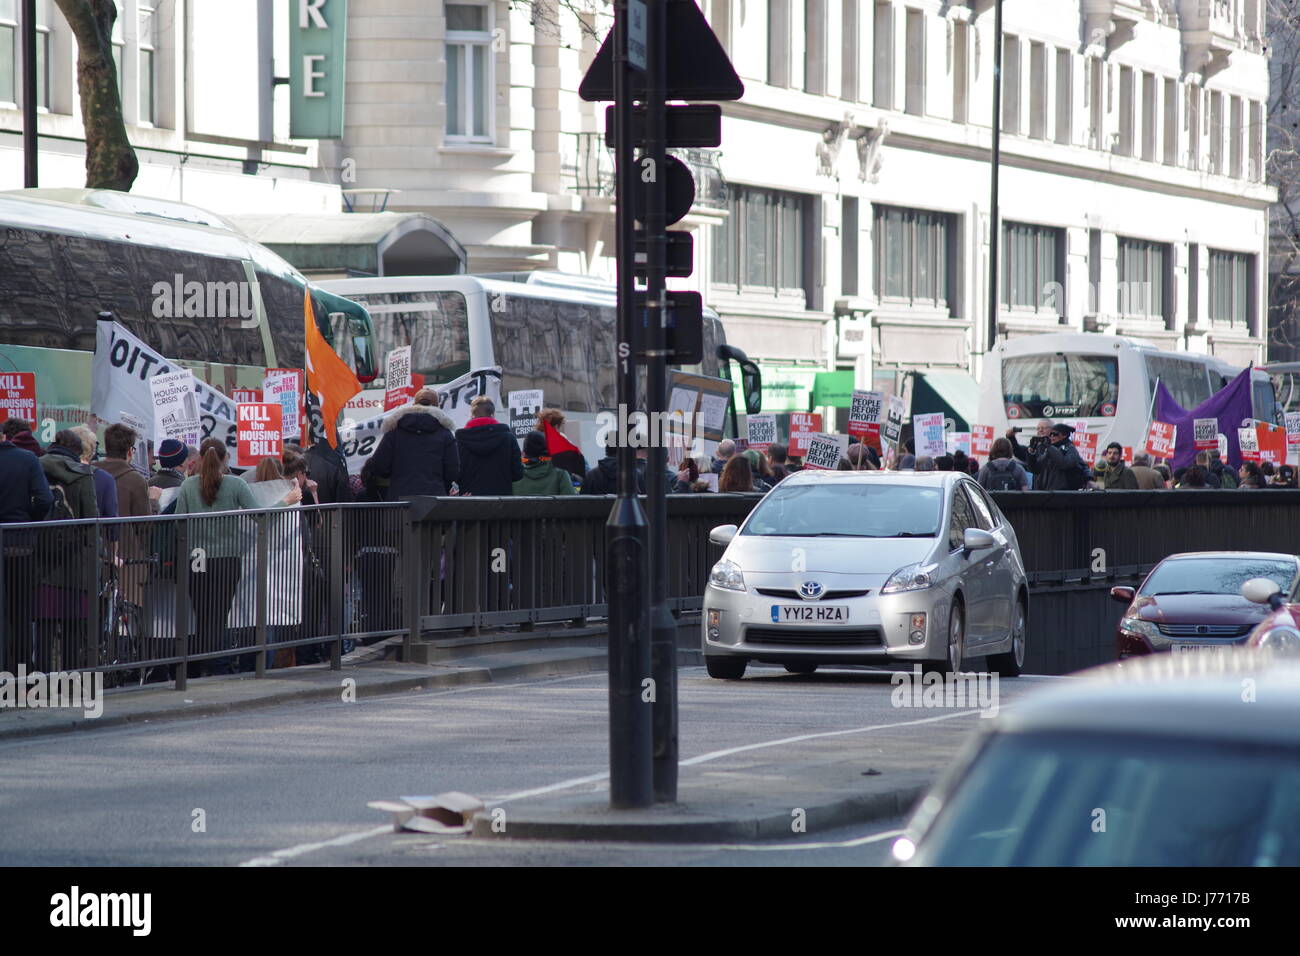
[1002,354,1119,419]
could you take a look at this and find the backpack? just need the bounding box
[985,459,1020,492]
[1064,449,1091,490]
[46,483,76,522]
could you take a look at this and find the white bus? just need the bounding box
[317,272,760,466]
[977,333,1281,452]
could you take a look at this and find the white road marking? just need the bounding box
[240,825,392,867]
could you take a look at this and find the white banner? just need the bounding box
[93,319,248,466]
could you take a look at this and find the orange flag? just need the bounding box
[304,293,361,448]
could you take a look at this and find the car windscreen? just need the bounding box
[1139,557,1298,597]
[741,482,941,538]
[919,732,1300,866]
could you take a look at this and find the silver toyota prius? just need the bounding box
[702,470,1029,679]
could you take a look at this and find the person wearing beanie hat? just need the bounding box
[513,429,576,496]
[150,439,197,491]
[1026,421,1088,490]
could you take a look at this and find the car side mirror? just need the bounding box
[962,528,995,552]
[709,524,738,547]
[1242,577,1284,608]
[1109,586,1135,604]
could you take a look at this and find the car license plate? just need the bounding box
[1172,643,1217,654]
[772,605,849,623]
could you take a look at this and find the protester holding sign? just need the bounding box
[455,396,523,495]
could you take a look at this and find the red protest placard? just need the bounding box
[231,388,262,405]
[237,403,283,464]
[1122,446,1133,466]
[1075,431,1099,466]
[1258,422,1287,465]
[1145,421,1176,459]
[972,425,994,457]
[788,412,823,457]
[0,372,36,423]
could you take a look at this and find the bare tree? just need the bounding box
[53,0,138,191]
[1268,0,1300,360]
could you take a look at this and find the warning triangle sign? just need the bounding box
[579,0,744,102]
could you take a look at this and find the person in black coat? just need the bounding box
[304,438,354,504]
[454,396,522,495]
[1028,423,1087,490]
[370,390,460,499]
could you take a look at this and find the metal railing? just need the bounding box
[0,503,414,689]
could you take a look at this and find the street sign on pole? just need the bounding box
[628,0,647,71]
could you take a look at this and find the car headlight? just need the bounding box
[1256,625,1300,655]
[881,562,940,594]
[709,559,746,592]
[1119,617,1160,639]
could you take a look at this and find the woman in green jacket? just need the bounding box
[173,439,300,675]
[512,431,577,496]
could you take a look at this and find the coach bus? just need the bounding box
[976,332,1281,452]
[0,189,378,435]
[317,271,761,464]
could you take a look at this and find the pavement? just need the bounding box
[0,635,1000,848]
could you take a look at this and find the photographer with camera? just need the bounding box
[1022,422,1089,491]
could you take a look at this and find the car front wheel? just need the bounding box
[705,656,747,680]
[989,597,1027,677]
[924,600,964,677]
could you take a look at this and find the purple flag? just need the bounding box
[1152,367,1254,470]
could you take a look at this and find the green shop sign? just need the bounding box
[812,370,856,407]
[290,0,348,139]
[758,366,819,412]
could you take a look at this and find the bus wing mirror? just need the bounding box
[739,360,762,415]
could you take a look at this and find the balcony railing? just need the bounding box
[560,133,729,210]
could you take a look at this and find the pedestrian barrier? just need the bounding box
[0,502,412,689]
[8,488,1300,688]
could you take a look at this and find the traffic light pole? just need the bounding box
[607,0,654,810]
[644,0,678,803]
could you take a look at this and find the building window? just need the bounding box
[445,3,492,142]
[1002,222,1061,314]
[712,185,810,298]
[1054,48,1071,144]
[768,0,790,88]
[1209,250,1251,326]
[1209,90,1223,174]
[873,203,954,310]
[1117,237,1169,321]
[1,0,50,108]
[112,0,125,101]
[1116,66,1133,156]
[1028,42,1045,139]
[1001,34,1019,134]
[1249,99,1262,180]
[139,2,158,124]
[1087,56,1103,150]
[1163,78,1177,166]
[1229,95,1242,178]
[842,196,859,296]
[904,8,924,116]
[873,1,893,110]
[1141,72,1155,161]
[952,19,968,124]
[805,0,825,95]
[1187,85,1201,170]
[841,0,858,101]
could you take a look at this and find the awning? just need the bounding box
[228,212,466,276]
[909,369,980,432]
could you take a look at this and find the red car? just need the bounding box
[1111,552,1300,659]
[1241,577,1300,654]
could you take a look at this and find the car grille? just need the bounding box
[744,627,884,647]
[1155,623,1252,638]
[755,588,872,601]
